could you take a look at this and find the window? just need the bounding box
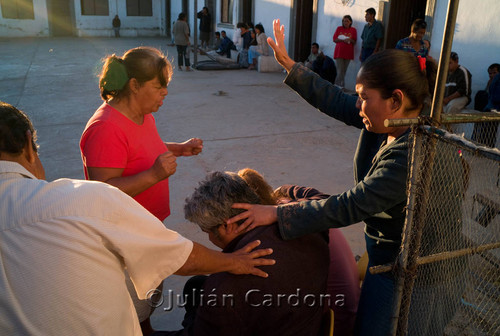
[1,0,34,20]
[81,0,109,16]
[220,0,233,24]
[126,0,152,17]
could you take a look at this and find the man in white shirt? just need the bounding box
[0,101,274,335]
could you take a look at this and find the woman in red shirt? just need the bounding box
[80,47,203,222]
[333,15,357,89]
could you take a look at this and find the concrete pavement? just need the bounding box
[0,36,364,331]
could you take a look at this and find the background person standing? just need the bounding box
[173,13,192,71]
[360,7,383,62]
[197,7,211,49]
[333,15,357,88]
[112,15,121,37]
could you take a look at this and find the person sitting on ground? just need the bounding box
[238,168,361,336]
[443,51,472,114]
[313,53,337,85]
[237,22,252,67]
[248,28,258,46]
[0,102,275,335]
[248,23,269,70]
[473,63,500,112]
[395,18,429,57]
[472,63,500,147]
[232,24,244,51]
[304,42,323,69]
[168,171,330,336]
[213,31,222,50]
[216,30,236,58]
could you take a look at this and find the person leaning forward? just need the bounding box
[158,171,329,336]
[0,101,274,335]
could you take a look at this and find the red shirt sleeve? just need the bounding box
[81,120,128,169]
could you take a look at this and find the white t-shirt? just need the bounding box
[233,28,243,51]
[0,161,193,335]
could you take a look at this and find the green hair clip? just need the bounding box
[100,57,129,91]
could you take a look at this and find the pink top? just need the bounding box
[333,26,357,60]
[80,103,170,221]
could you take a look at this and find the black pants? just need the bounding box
[176,45,191,67]
[471,90,499,147]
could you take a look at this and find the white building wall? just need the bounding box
[431,0,500,104]
[74,0,164,37]
[171,2,184,29]
[314,0,500,101]
[316,0,380,90]
[254,0,291,48]
[0,0,50,37]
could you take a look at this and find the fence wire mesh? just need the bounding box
[394,124,500,336]
[448,118,500,149]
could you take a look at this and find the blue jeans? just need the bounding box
[248,46,261,65]
[176,45,190,67]
[354,234,465,336]
[360,48,374,63]
[354,234,398,336]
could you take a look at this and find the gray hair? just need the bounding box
[184,171,262,233]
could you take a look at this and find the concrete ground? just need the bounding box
[0,37,364,331]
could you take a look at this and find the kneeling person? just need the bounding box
[180,171,330,335]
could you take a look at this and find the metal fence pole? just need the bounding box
[389,1,461,335]
[430,0,460,124]
[389,126,425,335]
[193,0,198,67]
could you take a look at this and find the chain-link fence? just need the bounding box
[446,115,500,149]
[372,123,500,336]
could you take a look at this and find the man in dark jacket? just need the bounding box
[169,171,330,336]
[216,31,236,58]
[443,51,472,114]
[197,7,211,49]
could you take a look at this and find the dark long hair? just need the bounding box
[357,49,437,112]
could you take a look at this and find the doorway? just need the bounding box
[292,0,314,63]
[47,0,74,36]
[205,0,216,45]
[384,0,428,49]
[240,0,253,26]
[165,0,171,41]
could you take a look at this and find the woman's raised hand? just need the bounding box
[266,19,296,72]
